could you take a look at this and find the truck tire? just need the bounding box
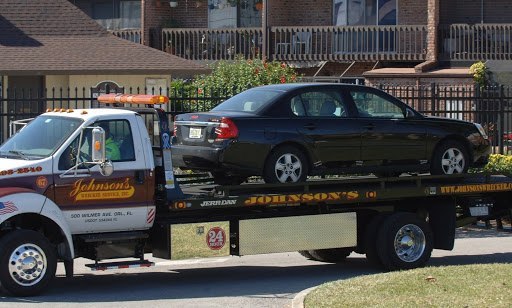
[430,141,469,175]
[0,230,57,296]
[263,146,308,183]
[307,248,352,263]
[376,213,433,271]
[364,214,387,267]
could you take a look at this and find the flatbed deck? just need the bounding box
[169,173,512,212]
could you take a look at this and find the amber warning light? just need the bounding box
[97,94,169,105]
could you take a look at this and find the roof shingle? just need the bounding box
[0,0,208,76]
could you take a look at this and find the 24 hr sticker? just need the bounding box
[206,227,226,250]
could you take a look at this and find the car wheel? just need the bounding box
[430,141,469,175]
[307,248,352,263]
[0,230,57,296]
[263,146,308,183]
[376,213,433,271]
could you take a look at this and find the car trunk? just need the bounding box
[174,111,251,147]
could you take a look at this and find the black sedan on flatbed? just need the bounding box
[172,83,490,184]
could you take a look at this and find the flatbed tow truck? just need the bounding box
[0,94,510,296]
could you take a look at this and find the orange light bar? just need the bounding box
[97,94,169,105]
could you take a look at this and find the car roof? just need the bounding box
[252,83,370,91]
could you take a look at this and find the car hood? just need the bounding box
[423,115,476,126]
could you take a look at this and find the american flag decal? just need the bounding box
[146,208,155,224]
[0,201,18,215]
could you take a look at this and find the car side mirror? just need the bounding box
[405,108,415,119]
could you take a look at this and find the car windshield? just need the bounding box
[0,116,83,159]
[212,88,282,113]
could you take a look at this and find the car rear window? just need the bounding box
[212,89,281,113]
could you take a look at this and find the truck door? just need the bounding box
[51,116,153,234]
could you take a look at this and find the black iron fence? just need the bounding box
[1,83,512,154]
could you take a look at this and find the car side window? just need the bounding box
[350,90,405,119]
[290,91,347,118]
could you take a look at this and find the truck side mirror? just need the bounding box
[91,127,114,177]
[92,127,106,163]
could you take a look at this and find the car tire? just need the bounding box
[430,141,469,175]
[0,230,57,296]
[263,146,308,183]
[307,248,352,263]
[376,213,433,271]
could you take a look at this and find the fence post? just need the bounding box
[499,85,505,154]
[430,82,436,116]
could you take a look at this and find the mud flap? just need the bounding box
[428,199,456,250]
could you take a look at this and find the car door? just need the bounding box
[349,87,427,165]
[293,88,361,166]
[51,116,152,234]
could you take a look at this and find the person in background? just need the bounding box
[99,122,120,161]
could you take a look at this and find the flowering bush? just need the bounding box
[193,56,299,98]
[483,154,512,176]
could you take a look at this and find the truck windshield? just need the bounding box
[0,116,83,159]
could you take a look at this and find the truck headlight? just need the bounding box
[474,123,488,139]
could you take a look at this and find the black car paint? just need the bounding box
[172,83,490,177]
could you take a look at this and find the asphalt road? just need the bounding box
[0,228,511,308]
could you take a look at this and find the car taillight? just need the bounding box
[215,117,238,140]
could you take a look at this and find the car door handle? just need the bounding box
[364,124,375,130]
[303,124,316,130]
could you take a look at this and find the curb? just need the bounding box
[291,286,317,308]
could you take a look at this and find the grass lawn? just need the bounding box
[305,264,511,307]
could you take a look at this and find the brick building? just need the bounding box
[72,0,512,86]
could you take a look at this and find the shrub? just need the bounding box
[483,154,512,176]
[193,56,299,98]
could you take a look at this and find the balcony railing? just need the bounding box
[159,26,426,62]
[440,24,512,61]
[162,28,263,61]
[271,25,427,62]
[110,29,142,44]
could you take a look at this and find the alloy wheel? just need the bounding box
[8,243,48,287]
[441,147,465,174]
[393,223,426,263]
[274,153,303,183]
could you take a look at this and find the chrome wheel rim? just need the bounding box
[441,147,465,174]
[8,243,47,287]
[274,153,302,183]
[393,224,426,262]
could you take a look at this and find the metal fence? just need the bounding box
[1,83,512,153]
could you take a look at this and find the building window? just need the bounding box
[73,0,141,30]
[333,0,396,26]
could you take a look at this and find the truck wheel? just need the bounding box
[364,214,387,267]
[307,248,352,263]
[430,141,469,175]
[376,213,433,271]
[263,146,308,183]
[0,230,57,296]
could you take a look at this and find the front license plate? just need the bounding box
[189,127,202,139]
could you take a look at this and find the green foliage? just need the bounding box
[193,56,299,98]
[469,61,490,86]
[483,154,512,176]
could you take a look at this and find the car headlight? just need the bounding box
[474,123,488,139]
